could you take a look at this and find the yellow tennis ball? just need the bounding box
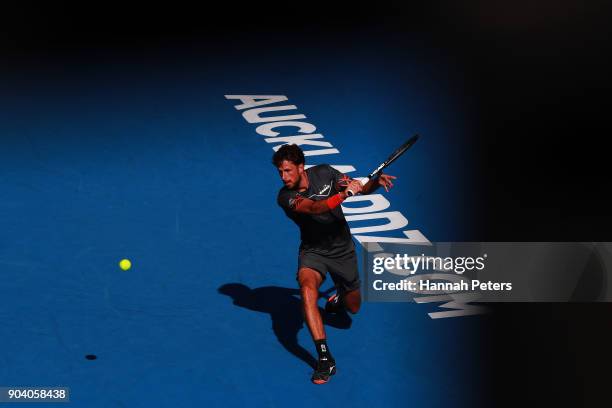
[119,259,132,271]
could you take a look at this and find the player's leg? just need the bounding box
[342,288,361,314]
[326,251,361,314]
[297,267,325,340]
[297,266,336,384]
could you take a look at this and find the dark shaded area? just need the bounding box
[85,354,97,360]
[484,303,612,408]
[455,2,612,241]
[218,283,351,368]
[569,248,607,301]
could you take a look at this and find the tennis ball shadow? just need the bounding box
[218,283,351,368]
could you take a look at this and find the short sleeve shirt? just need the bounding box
[277,164,354,256]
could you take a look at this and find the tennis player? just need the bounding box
[274,144,396,384]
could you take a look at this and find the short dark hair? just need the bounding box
[272,144,305,167]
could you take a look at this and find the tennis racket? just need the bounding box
[347,134,420,196]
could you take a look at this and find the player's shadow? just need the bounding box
[218,283,352,369]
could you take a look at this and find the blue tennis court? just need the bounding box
[1,37,486,407]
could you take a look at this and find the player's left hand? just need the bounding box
[378,173,396,192]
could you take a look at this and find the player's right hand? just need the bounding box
[345,179,363,196]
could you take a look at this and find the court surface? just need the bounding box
[1,38,486,407]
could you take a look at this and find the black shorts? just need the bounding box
[297,250,361,294]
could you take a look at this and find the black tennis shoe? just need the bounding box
[311,357,336,384]
[324,293,342,314]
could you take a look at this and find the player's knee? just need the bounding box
[346,302,361,314]
[299,281,318,294]
[344,289,361,314]
[298,269,320,290]
[298,274,314,289]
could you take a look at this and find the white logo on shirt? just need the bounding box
[308,179,334,199]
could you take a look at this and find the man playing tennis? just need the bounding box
[273,144,396,384]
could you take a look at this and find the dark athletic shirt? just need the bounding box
[277,164,354,256]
